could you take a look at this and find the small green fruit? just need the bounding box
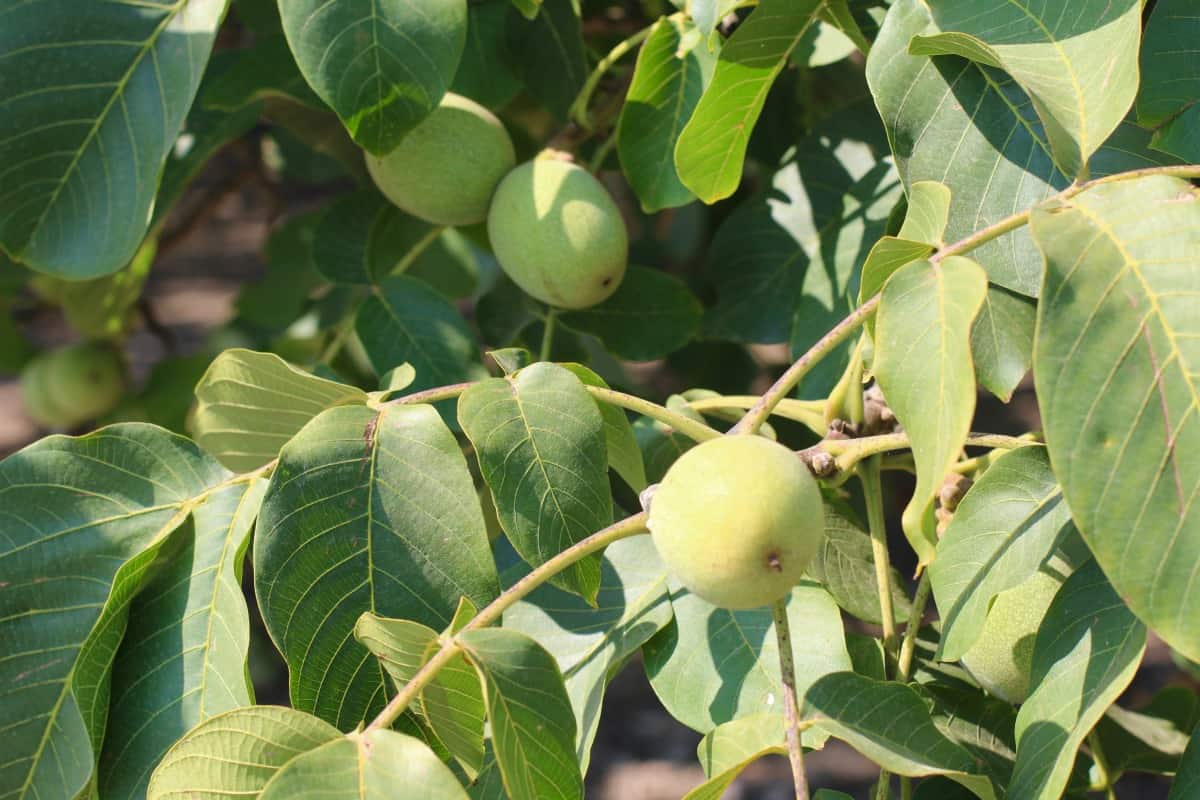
[487,158,628,310]
[648,436,824,609]
[21,343,126,429]
[365,92,516,226]
[961,569,1063,704]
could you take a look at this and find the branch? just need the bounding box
[365,512,649,732]
[584,385,722,442]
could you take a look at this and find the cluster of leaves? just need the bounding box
[1,1,1200,799]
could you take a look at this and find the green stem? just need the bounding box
[773,599,811,800]
[569,22,659,130]
[896,572,932,682]
[685,395,825,434]
[585,385,721,442]
[732,298,881,435]
[860,457,897,657]
[390,382,475,406]
[825,432,1033,473]
[392,225,445,276]
[366,512,649,732]
[540,309,557,362]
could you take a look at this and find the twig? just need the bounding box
[584,385,722,442]
[569,22,660,131]
[158,165,258,257]
[861,456,897,656]
[896,572,932,682]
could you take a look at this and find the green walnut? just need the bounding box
[21,343,127,429]
[487,157,628,309]
[365,92,516,226]
[648,436,825,609]
[962,569,1063,704]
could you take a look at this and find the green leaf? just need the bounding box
[1137,0,1200,128]
[312,190,439,286]
[258,729,469,799]
[1152,104,1200,163]
[802,673,985,791]
[908,0,1142,178]
[278,0,467,155]
[452,0,522,109]
[0,424,229,799]
[1031,175,1200,661]
[459,628,583,800]
[500,534,671,773]
[354,613,486,778]
[558,364,648,493]
[923,684,1017,794]
[867,0,1179,296]
[0,1,225,278]
[192,349,368,473]
[1094,687,1198,778]
[705,140,901,350]
[644,581,851,734]
[254,404,499,728]
[683,713,787,800]
[674,0,824,203]
[970,286,1036,402]
[1171,725,1200,799]
[99,477,268,798]
[356,275,487,396]
[458,363,612,601]
[873,256,987,567]
[930,446,1073,661]
[617,16,716,212]
[203,34,323,111]
[559,266,702,362]
[806,500,911,626]
[1009,560,1147,799]
[858,179,951,325]
[146,706,342,799]
[504,0,587,120]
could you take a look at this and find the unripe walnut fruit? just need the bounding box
[487,158,628,309]
[366,93,516,226]
[21,342,126,429]
[648,436,824,609]
[961,569,1063,704]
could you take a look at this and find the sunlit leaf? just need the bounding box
[873,256,987,567]
[1009,561,1146,799]
[674,0,824,203]
[193,349,368,473]
[1031,175,1200,660]
[254,404,498,728]
[0,1,225,278]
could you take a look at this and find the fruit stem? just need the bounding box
[860,457,898,657]
[772,598,811,800]
[364,511,649,732]
[569,21,661,131]
[896,572,931,682]
[585,385,722,442]
[540,309,558,362]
